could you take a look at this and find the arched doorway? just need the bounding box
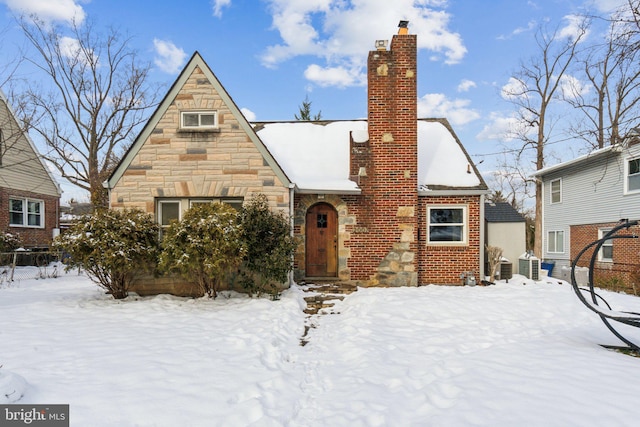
[305,203,338,277]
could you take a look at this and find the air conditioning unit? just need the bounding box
[519,252,540,280]
[499,262,513,280]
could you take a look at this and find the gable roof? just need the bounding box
[0,88,62,197]
[531,144,623,178]
[254,118,487,194]
[106,52,290,189]
[484,202,525,223]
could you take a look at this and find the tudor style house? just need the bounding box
[532,132,640,292]
[106,23,488,289]
[0,89,61,249]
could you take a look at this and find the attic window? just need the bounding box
[180,111,218,130]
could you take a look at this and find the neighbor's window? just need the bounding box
[9,197,44,228]
[547,230,564,253]
[626,157,640,193]
[598,228,613,262]
[550,178,562,204]
[427,206,467,244]
[180,111,218,129]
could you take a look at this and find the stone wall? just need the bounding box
[110,65,289,214]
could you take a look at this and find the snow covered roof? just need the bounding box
[254,118,486,194]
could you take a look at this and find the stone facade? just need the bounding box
[109,63,290,215]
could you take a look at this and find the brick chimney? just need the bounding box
[353,21,418,287]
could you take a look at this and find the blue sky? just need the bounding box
[0,0,630,202]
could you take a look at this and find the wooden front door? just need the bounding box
[305,203,338,277]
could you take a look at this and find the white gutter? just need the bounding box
[479,193,485,278]
[288,184,295,287]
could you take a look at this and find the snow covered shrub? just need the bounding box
[159,202,244,298]
[53,209,160,299]
[237,194,297,298]
[0,232,22,252]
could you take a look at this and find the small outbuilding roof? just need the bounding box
[484,202,525,223]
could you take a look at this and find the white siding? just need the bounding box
[539,144,640,271]
[0,96,60,197]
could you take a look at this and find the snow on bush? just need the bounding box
[0,232,23,252]
[237,194,297,298]
[159,203,244,298]
[53,209,160,299]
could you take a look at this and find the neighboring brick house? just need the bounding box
[106,23,488,289]
[0,89,61,249]
[532,132,640,293]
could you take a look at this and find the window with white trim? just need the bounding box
[598,228,613,262]
[550,178,561,204]
[157,197,243,236]
[547,230,564,253]
[9,197,44,228]
[625,157,640,193]
[180,111,218,130]
[427,206,468,244]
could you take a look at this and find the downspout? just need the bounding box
[288,184,295,287]
[103,181,112,209]
[479,193,485,279]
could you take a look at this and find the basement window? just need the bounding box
[180,111,218,130]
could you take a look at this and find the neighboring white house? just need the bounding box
[531,134,640,292]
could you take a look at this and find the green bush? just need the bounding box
[238,194,297,298]
[53,209,160,299]
[0,232,23,252]
[159,203,244,298]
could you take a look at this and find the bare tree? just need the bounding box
[16,16,160,208]
[503,20,588,257]
[565,5,640,148]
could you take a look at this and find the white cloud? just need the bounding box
[241,107,256,122]
[418,93,480,126]
[153,39,187,74]
[457,79,476,92]
[2,0,85,24]
[558,14,589,41]
[212,0,232,18]
[477,111,536,142]
[260,0,466,87]
[501,77,529,101]
[58,36,96,65]
[304,63,366,88]
[559,74,590,100]
[497,20,537,40]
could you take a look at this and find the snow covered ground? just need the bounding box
[2,270,640,426]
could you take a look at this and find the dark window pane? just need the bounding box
[200,114,216,126]
[161,202,180,226]
[429,225,463,241]
[430,208,463,224]
[183,113,199,127]
[317,213,328,228]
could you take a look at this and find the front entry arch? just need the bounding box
[305,203,338,277]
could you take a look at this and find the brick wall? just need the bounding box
[346,30,419,286]
[419,195,482,285]
[0,187,59,248]
[571,222,640,294]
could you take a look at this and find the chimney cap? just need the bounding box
[398,20,409,28]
